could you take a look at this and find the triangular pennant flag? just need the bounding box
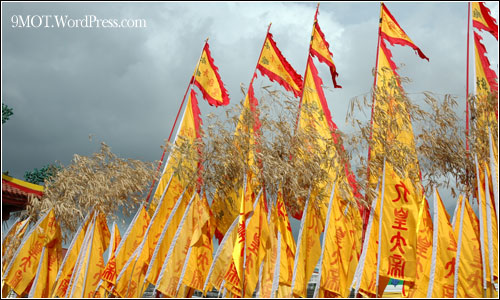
[193,42,230,106]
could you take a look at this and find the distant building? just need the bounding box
[2,174,43,221]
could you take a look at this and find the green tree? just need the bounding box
[2,103,14,124]
[24,164,61,185]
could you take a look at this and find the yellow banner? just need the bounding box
[243,193,270,297]
[430,190,457,298]
[4,209,60,296]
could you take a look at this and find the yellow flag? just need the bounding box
[455,197,484,297]
[4,209,59,296]
[403,197,433,298]
[51,211,93,298]
[30,217,63,298]
[211,84,260,239]
[259,215,278,298]
[477,162,499,287]
[257,31,303,97]
[275,189,296,288]
[182,193,213,292]
[204,223,238,294]
[193,42,230,106]
[429,190,457,298]
[2,218,30,273]
[155,194,197,298]
[243,193,270,297]
[379,3,428,60]
[100,206,150,293]
[150,89,202,213]
[379,163,420,282]
[357,185,389,298]
[291,196,324,298]
[66,212,110,298]
[144,93,202,288]
[95,222,121,297]
[319,189,348,297]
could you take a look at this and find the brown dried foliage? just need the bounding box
[27,142,157,239]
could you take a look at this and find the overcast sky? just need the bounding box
[2,1,498,222]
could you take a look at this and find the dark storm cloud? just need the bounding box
[2,2,498,223]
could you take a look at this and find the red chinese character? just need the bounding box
[387,254,406,278]
[307,213,321,234]
[324,268,340,292]
[444,257,455,278]
[442,284,454,298]
[197,252,209,267]
[466,271,481,289]
[390,231,407,254]
[392,208,409,231]
[447,232,457,252]
[392,181,410,203]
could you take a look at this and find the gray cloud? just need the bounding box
[2,2,498,222]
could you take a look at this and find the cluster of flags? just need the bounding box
[1,2,498,298]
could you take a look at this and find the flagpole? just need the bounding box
[375,158,386,298]
[465,2,471,153]
[144,38,209,205]
[364,3,384,244]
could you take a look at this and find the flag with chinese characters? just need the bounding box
[182,192,214,292]
[257,32,303,97]
[402,197,433,298]
[243,192,270,297]
[472,2,498,40]
[155,194,197,298]
[367,3,428,285]
[429,190,457,298]
[318,189,353,298]
[477,162,499,287]
[193,42,230,106]
[275,188,296,289]
[2,218,30,273]
[145,89,202,287]
[100,206,150,294]
[4,209,60,296]
[292,199,325,298]
[357,186,390,298]
[80,213,109,298]
[51,211,93,298]
[455,197,484,297]
[310,15,341,88]
[473,31,498,144]
[379,3,429,60]
[379,163,420,282]
[211,82,261,240]
[68,212,110,298]
[204,220,238,294]
[28,217,62,298]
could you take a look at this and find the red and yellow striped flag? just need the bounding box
[193,42,230,106]
[379,3,429,61]
[257,32,303,97]
[472,2,498,40]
